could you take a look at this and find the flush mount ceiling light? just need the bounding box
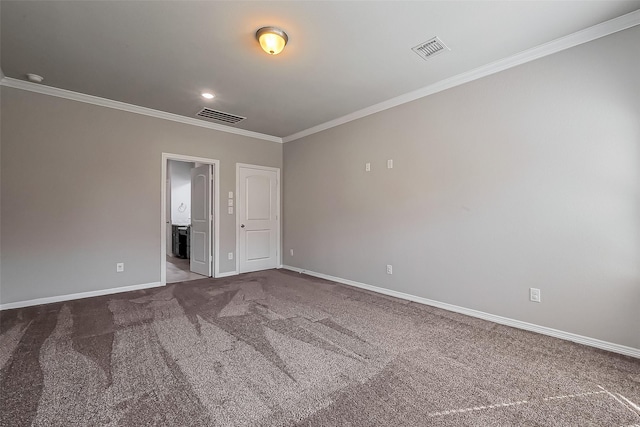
[256,26,288,55]
[201,92,215,99]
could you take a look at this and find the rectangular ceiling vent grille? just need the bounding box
[412,37,450,61]
[196,108,246,124]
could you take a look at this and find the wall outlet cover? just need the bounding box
[530,288,541,303]
[116,262,124,273]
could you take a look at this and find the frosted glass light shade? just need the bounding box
[256,27,288,55]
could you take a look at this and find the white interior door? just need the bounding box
[238,165,279,273]
[190,164,212,276]
[165,176,172,256]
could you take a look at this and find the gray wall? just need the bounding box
[283,26,640,349]
[0,87,282,304]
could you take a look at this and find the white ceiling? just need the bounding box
[1,1,639,138]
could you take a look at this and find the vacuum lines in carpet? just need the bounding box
[1,269,639,426]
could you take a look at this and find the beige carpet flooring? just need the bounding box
[1,269,639,426]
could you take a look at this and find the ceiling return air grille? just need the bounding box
[412,37,450,61]
[196,108,246,125]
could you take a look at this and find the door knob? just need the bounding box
[241,224,245,228]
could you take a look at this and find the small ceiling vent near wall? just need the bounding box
[412,37,450,61]
[196,108,246,125]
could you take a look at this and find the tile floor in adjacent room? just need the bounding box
[166,255,207,284]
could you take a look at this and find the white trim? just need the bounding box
[282,9,640,143]
[281,265,640,359]
[236,163,282,173]
[216,271,238,278]
[2,11,637,146]
[235,167,240,274]
[0,282,163,311]
[215,163,220,278]
[236,163,282,274]
[162,153,220,283]
[0,77,283,144]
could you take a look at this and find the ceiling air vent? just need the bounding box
[196,108,246,125]
[412,37,450,61]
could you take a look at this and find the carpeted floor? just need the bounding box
[1,269,639,426]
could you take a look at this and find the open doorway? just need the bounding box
[161,153,220,285]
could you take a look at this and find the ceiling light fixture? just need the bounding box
[256,26,288,55]
[201,92,215,99]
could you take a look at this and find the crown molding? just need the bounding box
[2,9,637,145]
[0,77,283,144]
[283,9,640,143]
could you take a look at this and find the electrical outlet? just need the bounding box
[387,159,393,169]
[386,264,393,275]
[228,252,233,260]
[365,162,371,172]
[116,262,124,273]
[530,288,541,303]
[290,249,294,256]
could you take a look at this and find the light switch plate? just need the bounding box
[228,199,234,206]
[228,207,233,214]
[228,191,233,199]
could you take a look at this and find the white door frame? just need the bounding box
[235,163,281,273]
[161,153,220,285]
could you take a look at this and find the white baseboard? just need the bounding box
[0,281,164,311]
[216,271,238,278]
[282,265,640,359]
